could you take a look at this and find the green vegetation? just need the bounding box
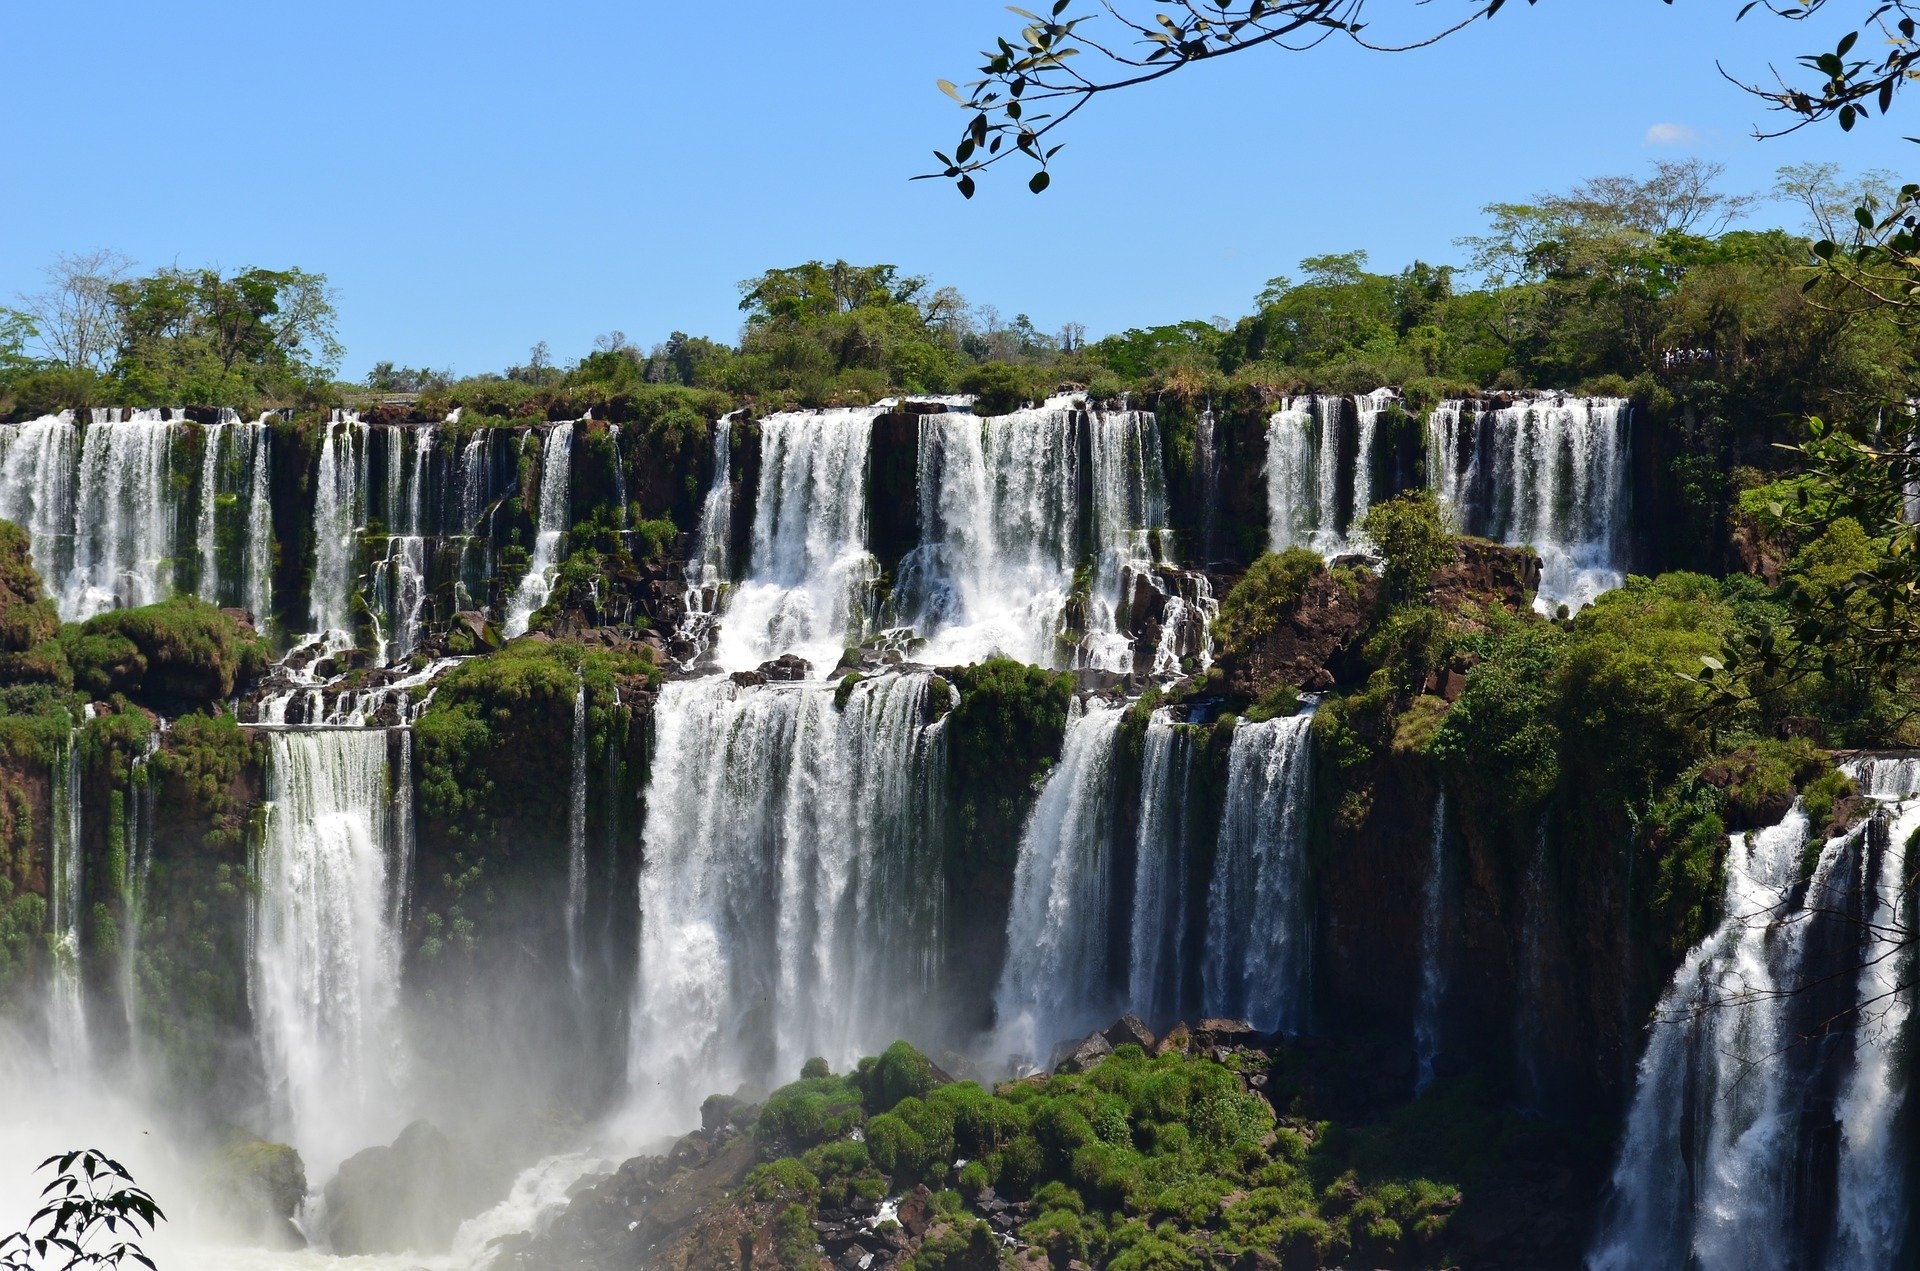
[1211,548,1321,657]
[60,597,268,710]
[1360,491,1453,606]
[738,1040,1482,1269]
[943,659,1075,866]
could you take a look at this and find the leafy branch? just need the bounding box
[0,1151,164,1271]
[921,0,1518,196]
[1731,1,1920,136]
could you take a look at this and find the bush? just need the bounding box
[1361,490,1452,604]
[1212,548,1323,655]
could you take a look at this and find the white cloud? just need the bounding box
[1643,122,1701,146]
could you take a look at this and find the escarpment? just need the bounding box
[0,385,1910,1269]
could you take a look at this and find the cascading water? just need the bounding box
[1265,396,1344,554]
[254,728,403,1176]
[1265,391,1403,555]
[626,672,949,1130]
[1128,708,1197,1028]
[1590,759,1920,1270]
[371,425,436,664]
[242,415,274,624]
[311,412,368,638]
[0,413,78,609]
[1203,711,1314,1033]
[993,699,1124,1064]
[896,397,1180,672]
[712,407,880,672]
[196,414,229,601]
[46,725,89,1070]
[1412,791,1448,1093]
[1430,395,1631,613]
[503,422,575,640]
[564,676,588,998]
[688,417,733,590]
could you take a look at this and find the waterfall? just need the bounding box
[1196,403,1219,560]
[1204,712,1313,1033]
[711,407,880,672]
[1265,392,1404,555]
[897,397,1175,672]
[254,728,403,1175]
[608,422,628,528]
[120,725,160,1069]
[243,415,274,625]
[196,414,229,601]
[626,672,948,1130]
[60,411,182,620]
[993,699,1124,1064]
[311,412,367,638]
[1128,708,1196,1028]
[689,416,733,590]
[1830,757,1920,1267]
[46,727,89,1069]
[1350,387,1396,526]
[1413,790,1448,1093]
[1265,396,1340,554]
[503,422,576,639]
[1590,760,1920,1270]
[1430,395,1631,613]
[0,413,78,608]
[564,676,588,998]
[369,426,434,665]
[389,729,415,936]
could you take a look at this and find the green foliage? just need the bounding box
[110,266,340,408]
[1212,548,1322,656]
[1361,491,1453,605]
[943,659,1074,869]
[857,1040,944,1114]
[60,597,267,709]
[739,1038,1471,1268]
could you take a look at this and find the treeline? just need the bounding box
[3,160,1909,448]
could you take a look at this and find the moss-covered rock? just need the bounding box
[61,596,268,711]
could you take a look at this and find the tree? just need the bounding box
[111,266,341,405]
[17,250,132,373]
[927,1,1915,195]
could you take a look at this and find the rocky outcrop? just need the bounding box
[322,1120,499,1255]
[210,1139,306,1250]
[1427,537,1540,612]
[1216,565,1381,697]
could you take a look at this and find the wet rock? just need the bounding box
[730,669,767,688]
[209,1138,306,1250]
[896,1185,935,1238]
[759,653,812,681]
[321,1120,489,1255]
[1155,1022,1192,1055]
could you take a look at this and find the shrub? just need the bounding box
[1361,490,1452,604]
[1212,548,1322,655]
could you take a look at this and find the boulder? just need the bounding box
[1155,1022,1192,1055]
[209,1138,306,1250]
[1051,1030,1113,1075]
[1193,1018,1259,1050]
[759,653,812,682]
[1103,1014,1157,1053]
[321,1120,487,1255]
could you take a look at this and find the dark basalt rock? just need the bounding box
[758,653,811,682]
[1103,1013,1157,1052]
[210,1138,306,1250]
[1050,1029,1112,1074]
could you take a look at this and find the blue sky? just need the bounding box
[3,1,1912,379]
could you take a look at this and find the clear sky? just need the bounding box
[3,1,1912,380]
